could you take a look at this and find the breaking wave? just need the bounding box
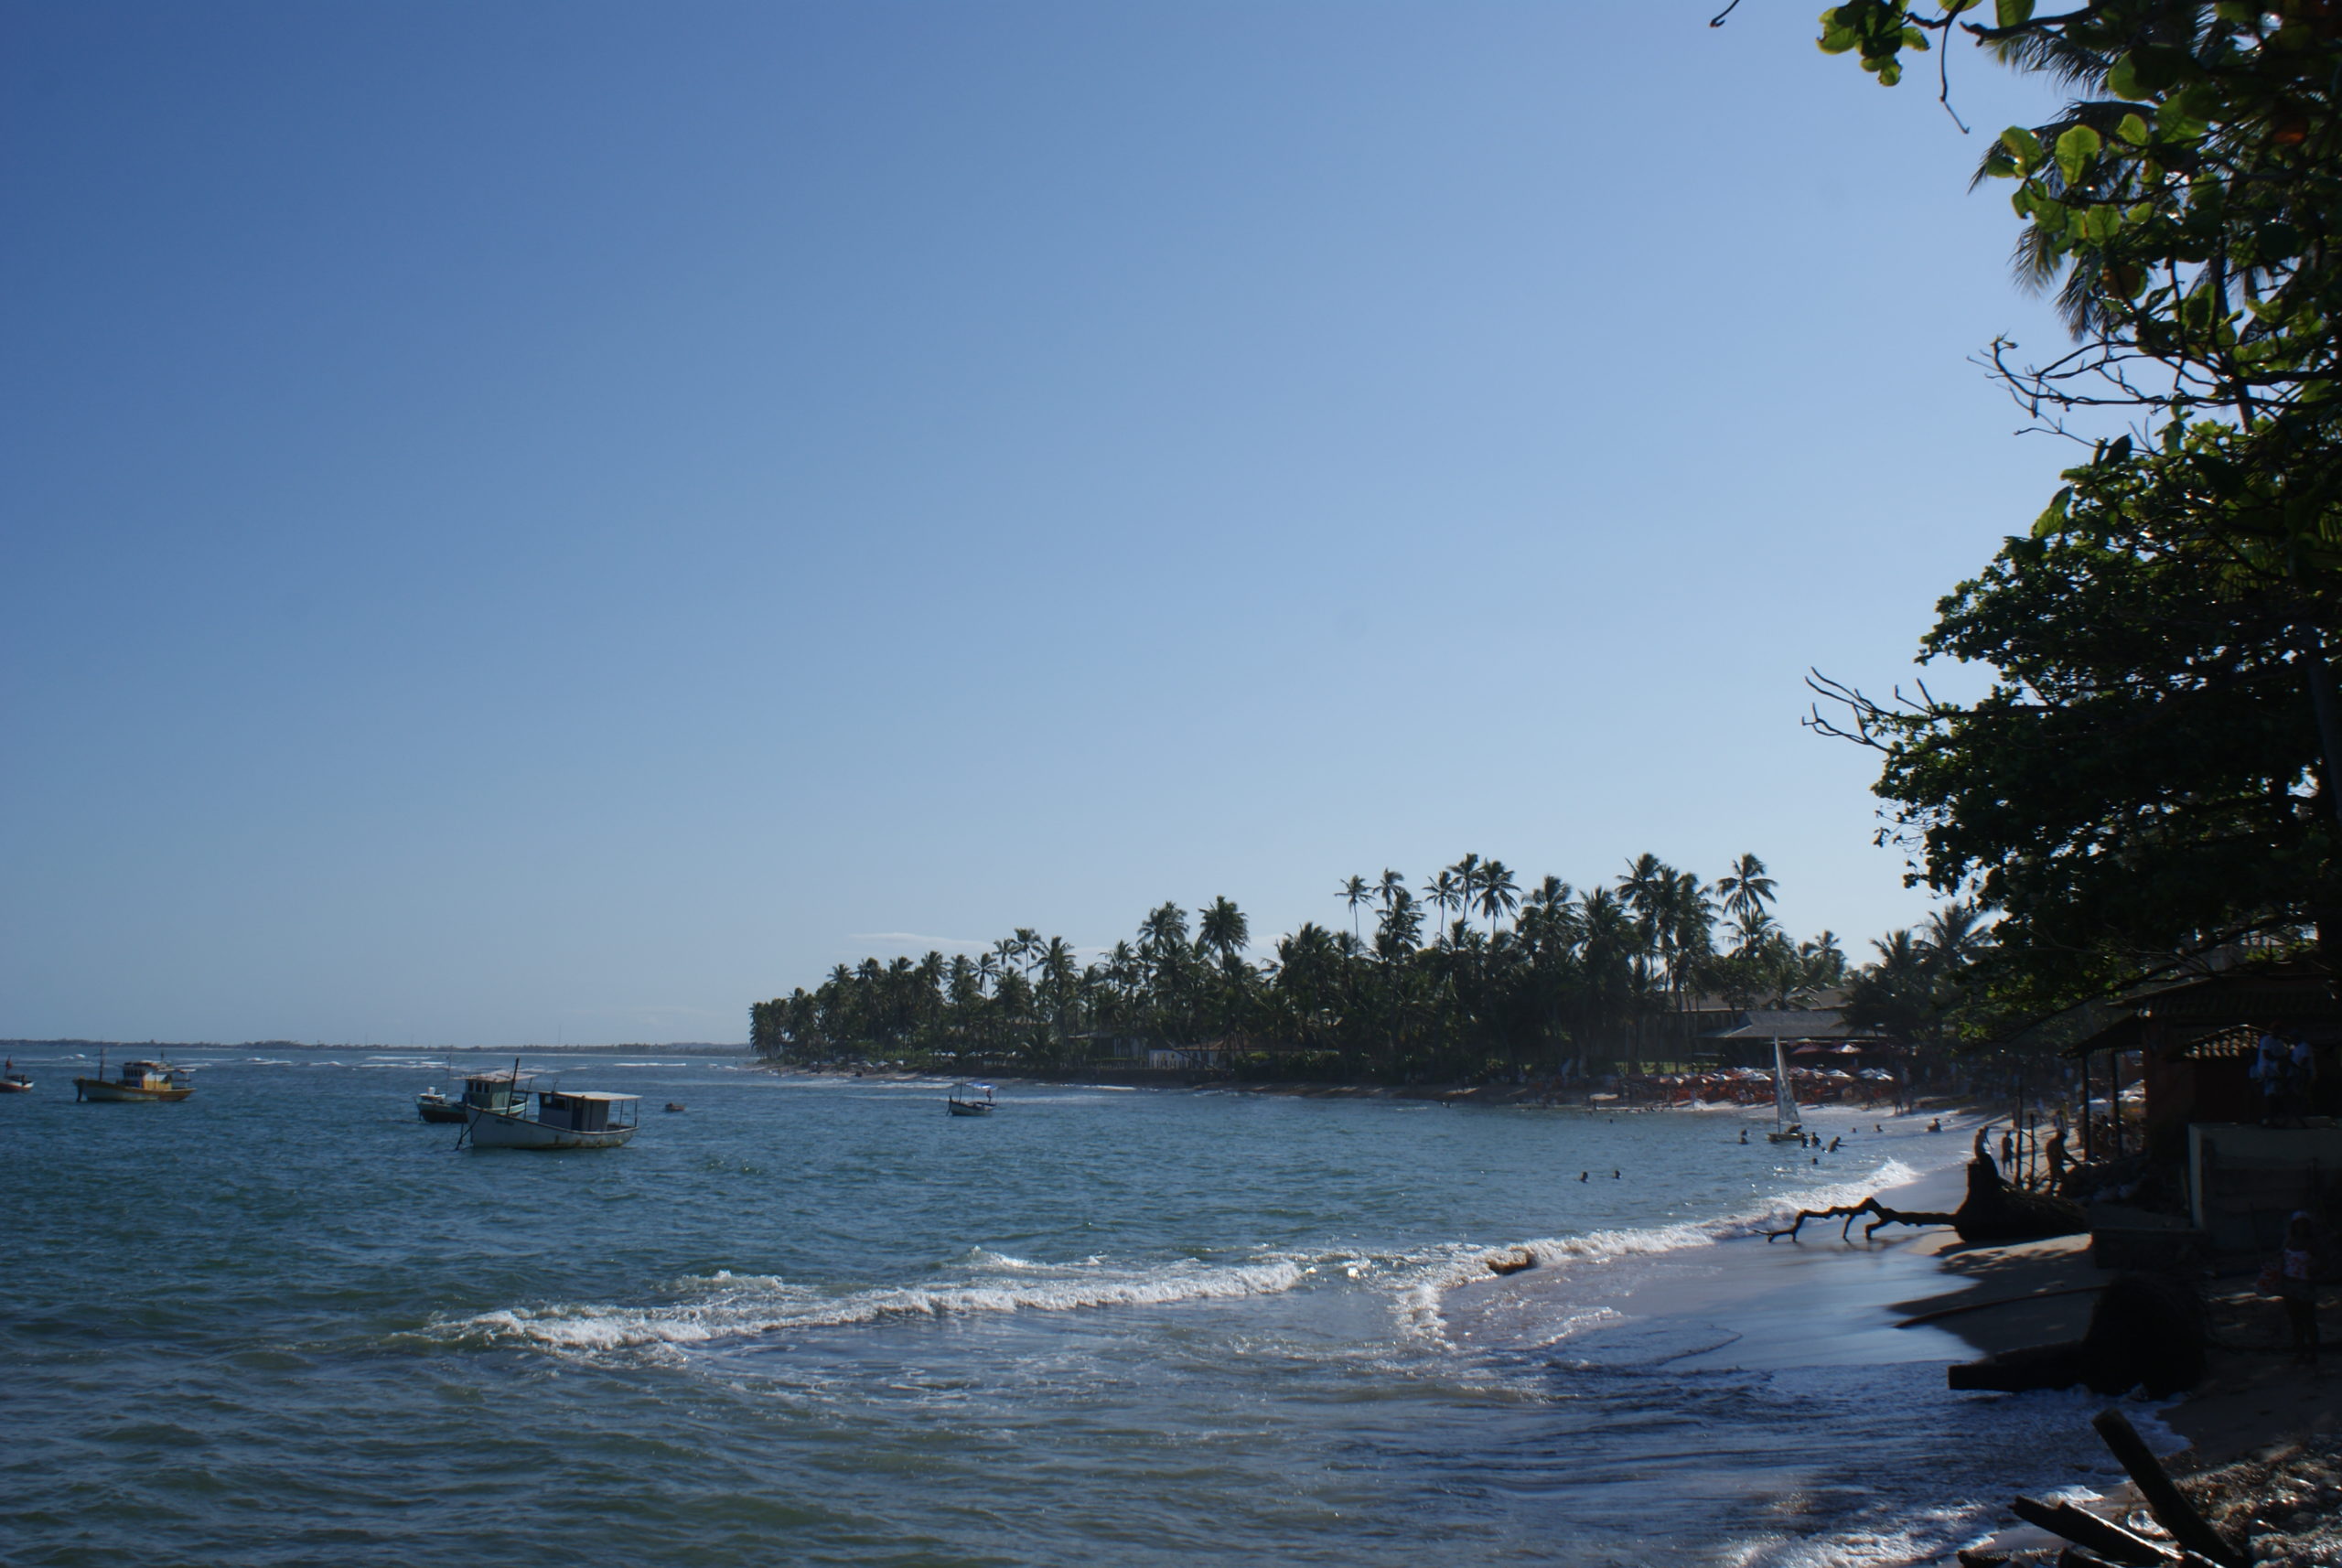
[436,1255,1310,1350]
[431,1152,1938,1359]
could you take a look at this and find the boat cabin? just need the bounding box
[117,1060,188,1090]
[532,1090,639,1133]
[461,1071,534,1114]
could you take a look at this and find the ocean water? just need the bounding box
[2,1054,2148,1566]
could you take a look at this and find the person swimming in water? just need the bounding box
[1738,1128,1748,1144]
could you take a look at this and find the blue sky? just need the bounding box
[1,3,2077,1045]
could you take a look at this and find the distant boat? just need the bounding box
[462,1064,639,1149]
[1766,1037,1804,1144]
[74,1052,193,1103]
[947,1081,996,1116]
[0,1058,31,1094]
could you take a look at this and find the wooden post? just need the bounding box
[2089,1058,2108,1165]
[2089,1411,2241,1568]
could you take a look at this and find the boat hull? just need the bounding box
[946,1100,993,1116]
[0,1079,32,1094]
[74,1078,193,1102]
[416,1099,468,1123]
[465,1107,636,1149]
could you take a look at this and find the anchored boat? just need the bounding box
[946,1081,996,1116]
[0,1058,32,1094]
[462,1066,639,1149]
[74,1053,194,1103]
[417,1063,529,1124]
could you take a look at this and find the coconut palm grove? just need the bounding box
[750,854,1984,1081]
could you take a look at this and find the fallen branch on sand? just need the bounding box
[1766,1124,2086,1245]
[1766,1195,1958,1242]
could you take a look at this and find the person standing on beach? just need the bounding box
[2254,1025,2290,1124]
[2280,1212,2320,1366]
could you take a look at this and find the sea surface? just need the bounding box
[3,1053,2150,1566]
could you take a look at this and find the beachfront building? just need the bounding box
[2066,963,2342,1253]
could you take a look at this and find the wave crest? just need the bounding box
[436,1256,1307,1351]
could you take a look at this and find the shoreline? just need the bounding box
[761,1058,1943,1114]
[768,1065,2333,1562]
[1489,1124,2337,1566]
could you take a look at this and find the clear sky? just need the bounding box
[2,2,2078,1046]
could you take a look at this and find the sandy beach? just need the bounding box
[1442,1118,2342,1564]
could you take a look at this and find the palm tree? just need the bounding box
[1376,869,1407,913]
[1921,901,1991,972]
[1424,870,1465,946]
[1714,853,1778,940]
[1450,854,1484,929]
[1339,875,1372,943]
[1476,859,1520,936]
[1198,896,1250,965]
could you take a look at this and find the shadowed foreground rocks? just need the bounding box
[1949,1272,2208,1398]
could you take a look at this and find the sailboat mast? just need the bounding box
[1773,1036,1798,1132]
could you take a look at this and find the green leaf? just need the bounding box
[2000,125,2043,171]
[1995,0,2034,25]
[2055,124,2102,186]
[2116,113,2150,145]
[2032,487,2073,539]
[2106,53,2142,100]
[2257,220,2303,260]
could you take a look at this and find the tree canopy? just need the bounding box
[749,852,1864,1079]
[1790,1,2342,1008]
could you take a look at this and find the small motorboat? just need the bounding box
[0,1058,32,1094]
[75,1053,194,1102]
[664,1101,686,1112]
[461,1062,639,1150]
[946,1081,996,1116]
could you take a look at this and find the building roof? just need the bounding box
[2065,963,2342,1058]
[1703,1008,1891,1042]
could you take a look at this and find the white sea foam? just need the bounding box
[442,1255,1309,1351]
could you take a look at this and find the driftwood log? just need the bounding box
[1961,1411,2240,1568]
[1947,1273,2206,1398]
[2010,1495,2178,1564]
[1767,1195,1959,1242]
[1767,1127,2087,1244]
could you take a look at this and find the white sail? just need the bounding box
[1772,1037,1799,1131]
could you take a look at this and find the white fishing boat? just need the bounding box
[946,1081,995,1116]
[465,1077,639,1149]
[1766,1037,1804,1143]
[74,1052,194,1103]
[417,1062,527,1123]
[0,1058,32,1094]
